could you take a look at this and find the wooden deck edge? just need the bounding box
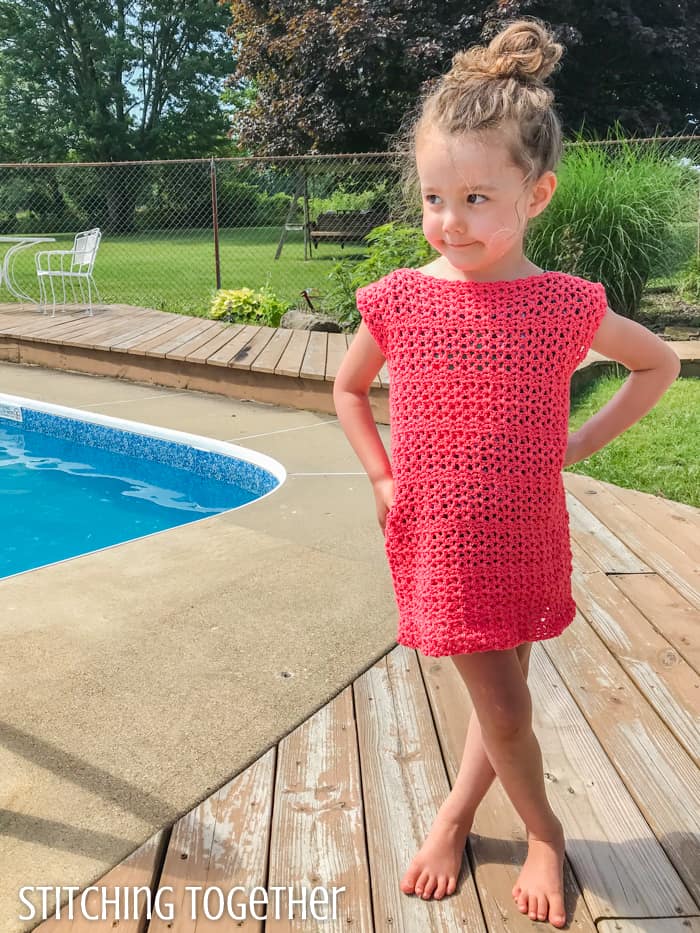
[1,333,697,426]
[2,336,390,422]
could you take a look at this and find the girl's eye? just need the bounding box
[423,193,487,205]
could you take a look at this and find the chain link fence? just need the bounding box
[0,154,407,317]
[1,138,698,320]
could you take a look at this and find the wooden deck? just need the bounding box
[0,302,390,421]
[36,473,699,932]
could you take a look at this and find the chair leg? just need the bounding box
[37,275,46,314]
[90,275,101,311]
[48,276,58,317]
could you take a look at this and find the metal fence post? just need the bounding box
[211,157,221,291]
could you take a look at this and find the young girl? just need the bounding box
[333,17,681,930]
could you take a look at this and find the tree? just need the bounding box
[483,0,700,136]
[225,0,488,155]
[0,0,235,164]
[225,0,699,156]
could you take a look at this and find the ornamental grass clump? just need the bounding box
[525,131,698,319]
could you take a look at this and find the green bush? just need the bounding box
[308,179,393,222]
[324,221,436,329]
[254,190,293,226]
[678,254,700,303]
[209,286,290,327]
[525,131,698,319]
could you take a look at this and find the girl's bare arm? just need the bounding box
[332,323,395,519]
[572,307,682,460]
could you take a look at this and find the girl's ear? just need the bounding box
[527,171,557,219]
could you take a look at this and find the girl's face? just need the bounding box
[416,127,555,279]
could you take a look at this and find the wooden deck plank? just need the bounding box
[166,322,226,361]
[566,477,700,609]
[599,921,700,933]
[60,315,162,351]
[207,324,259,366]
[354,646,485,930]
[566,488,652,573]
[207,324,262,367]
[299,330,327,382]
[251,326,294,375]
[184,323,247,363]
[148,748,275,931]
[230,325,278,371]
[110,316,196,353]
[35,830,168,930]
[15,308,146,345]
[0,311,105,341]
[545,614,700,906]
[593,476,700,541]
[126,316,207,357]
[609,570,700,676]
[0,310,56,331]
[418,650,598,932]
[275,329,310,378]
[265,687,373,931]
[325,332,349,383]
[151,317,218,357]
[570,545,700,763]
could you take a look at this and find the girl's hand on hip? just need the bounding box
[372,475,395,535]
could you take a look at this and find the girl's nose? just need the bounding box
[443,209,466,234]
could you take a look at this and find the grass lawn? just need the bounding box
[3,223,695,320]
[566,372,698,508]
[2,227,368,316]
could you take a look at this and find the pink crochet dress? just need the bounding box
[355,267,608,657]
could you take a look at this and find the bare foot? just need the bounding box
[512,819,567,927]
[400,810,470,900]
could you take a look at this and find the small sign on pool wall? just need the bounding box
[0,403,22,422]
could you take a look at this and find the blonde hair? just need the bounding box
[390,18,565,220]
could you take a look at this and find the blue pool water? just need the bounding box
[0,398,282,579]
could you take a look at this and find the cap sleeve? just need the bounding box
[569,279,608,371]
[355,272,395,359]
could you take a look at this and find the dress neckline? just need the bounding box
[398,267,559,286]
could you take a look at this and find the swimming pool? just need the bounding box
[0,392,286,580]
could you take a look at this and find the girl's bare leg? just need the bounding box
[400,642,532,901]
[452,646,566,928]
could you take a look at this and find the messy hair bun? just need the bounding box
[450,20,563,85]
[390,17,565,206]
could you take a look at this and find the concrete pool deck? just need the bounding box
[0,360,398,931]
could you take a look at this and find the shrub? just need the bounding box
[324,221,436,328]
[209,286,290,327]
[678,254,700,303]
[308,179,392,221]
[525,131,698,319]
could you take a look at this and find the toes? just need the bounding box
[446,875,457,896]
[549,893,567,927]
[528,893,539,920]
[414,868,430,896]
[400,863,420,894]
[512,884,521,899]
[422,874,437,899]
[536,894,547,921]
[433,876,448,899]
[517,892,529,913]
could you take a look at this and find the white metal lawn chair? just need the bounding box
[35,227,102,316]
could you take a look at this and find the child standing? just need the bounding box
[333,17,681,929]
